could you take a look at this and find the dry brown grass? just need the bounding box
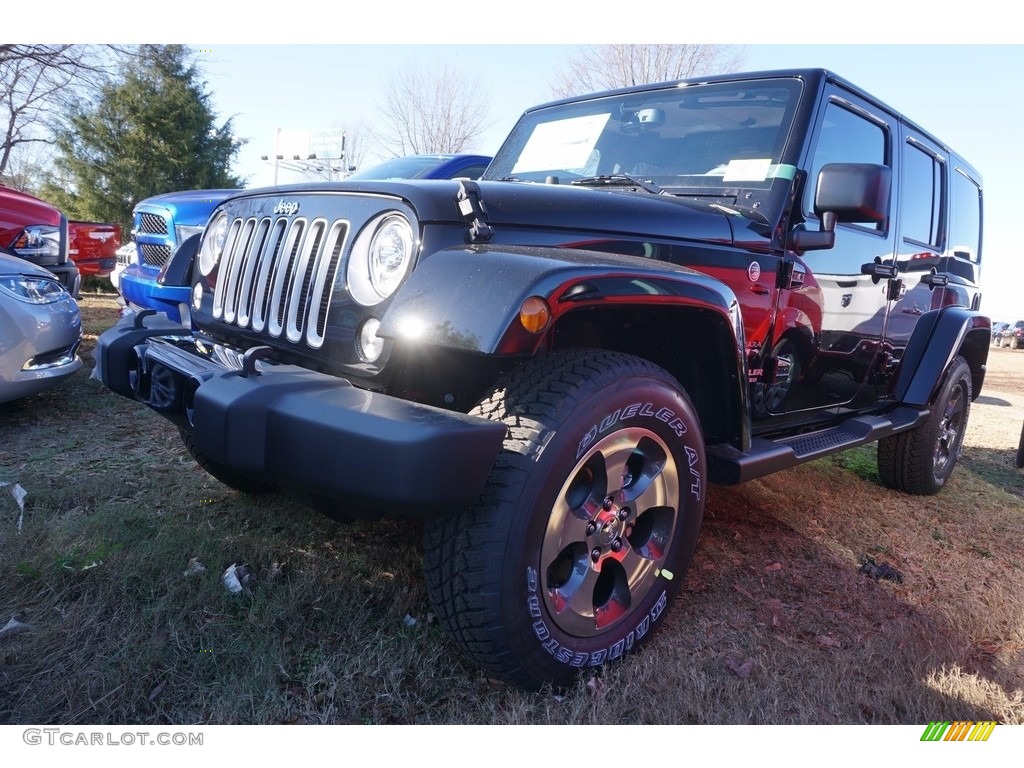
[0,296,1021,725]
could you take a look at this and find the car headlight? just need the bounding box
[0,275,68,304]
[197,211,230,277]
[175,224,206,245]
[10,225,61,259]
[348,212,417,306]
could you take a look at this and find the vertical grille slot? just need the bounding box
[251,219,289,333]
[286,219,327,343]
[223,218,257,324]
[235,218,272,328]
[212,217,245,319]
[267,219,306,338]
[307,221,349,348]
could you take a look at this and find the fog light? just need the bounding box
[357,318,384,363]
[192,283,203,310]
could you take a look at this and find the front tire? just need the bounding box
[423,350,705,690]
[877,355,972,495]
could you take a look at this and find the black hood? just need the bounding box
[245,178,740,247]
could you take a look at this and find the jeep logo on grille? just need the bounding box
[273,200,300,216]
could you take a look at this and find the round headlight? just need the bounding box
[368,216,414,298]
[197,212,229,277]
[348,212,418,306]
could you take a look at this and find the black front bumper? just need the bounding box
[95,314,507,518]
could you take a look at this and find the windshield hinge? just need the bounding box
[456,180,494,243]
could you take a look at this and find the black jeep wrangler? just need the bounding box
[95,69,989,690]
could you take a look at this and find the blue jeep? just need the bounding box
[119,189,240,323]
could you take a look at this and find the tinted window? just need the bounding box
[805,101,888,228]
[949,168,982,263]
[901,142,943,248]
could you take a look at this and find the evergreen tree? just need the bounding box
[42,45,243,230]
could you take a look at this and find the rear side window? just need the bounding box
[949,167,982,263]
[901,142,944,249]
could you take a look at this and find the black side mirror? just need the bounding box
[792,163,892,253]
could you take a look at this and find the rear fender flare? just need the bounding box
[893,306,990,406]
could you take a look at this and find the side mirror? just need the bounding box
[792,163,892,253]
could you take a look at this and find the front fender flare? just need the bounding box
[380,244,743,354]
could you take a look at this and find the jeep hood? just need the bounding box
[247,179,743,247]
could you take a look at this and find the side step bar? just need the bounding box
[707,406,928,485]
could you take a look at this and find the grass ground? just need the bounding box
[1,293,1021,725]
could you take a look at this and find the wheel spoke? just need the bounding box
[549,565,604,634]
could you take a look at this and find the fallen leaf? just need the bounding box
[724,657,754,678]
[0,616,32,641]
[183,558,206,577]
[148,681,166,701]
[733,582,756,601]
[586,676,607,696]
[816,635,840,648]
[765,562,783,572]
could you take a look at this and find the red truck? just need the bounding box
[68,220,121,280]
[0,184,80,296]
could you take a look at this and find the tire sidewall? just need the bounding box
[927,357,972,489]
[496,370,705,683]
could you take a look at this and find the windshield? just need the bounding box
[485,78,802,192]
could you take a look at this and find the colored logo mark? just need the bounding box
[920,721,997,742]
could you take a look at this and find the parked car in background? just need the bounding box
[68,220,121,281]
[991,321,1010,345]
[0,184,79,297]
[345,153,491,181]
[0,250,82,404]
[999,320,1024,349]
[119,189,239,323]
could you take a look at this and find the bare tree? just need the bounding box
[0,44,127,180]
[375,59,492,157]
[551,44,747,99]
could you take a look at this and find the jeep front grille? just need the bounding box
[140,243,172,266]
[212,216,348,349]
[139,212,169,235]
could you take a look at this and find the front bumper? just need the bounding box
[94,314,507,518]
[119,266,190,323]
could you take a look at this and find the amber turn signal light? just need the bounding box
[519,296,551,334]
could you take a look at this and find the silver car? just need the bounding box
[0,250,82,404]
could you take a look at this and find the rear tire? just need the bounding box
[423,350,705,690]
[178,428,276,494]
[877,356,971,495]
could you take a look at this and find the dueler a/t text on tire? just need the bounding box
[423,349,705,690]
[878,355,972,495]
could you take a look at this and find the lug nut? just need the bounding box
[586,522,597,536]
[591,548,601,562]
[618,506,630,520]
[602,496,613,511]
[610,538,623,553]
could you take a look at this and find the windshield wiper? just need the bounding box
[570,174,664,195]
